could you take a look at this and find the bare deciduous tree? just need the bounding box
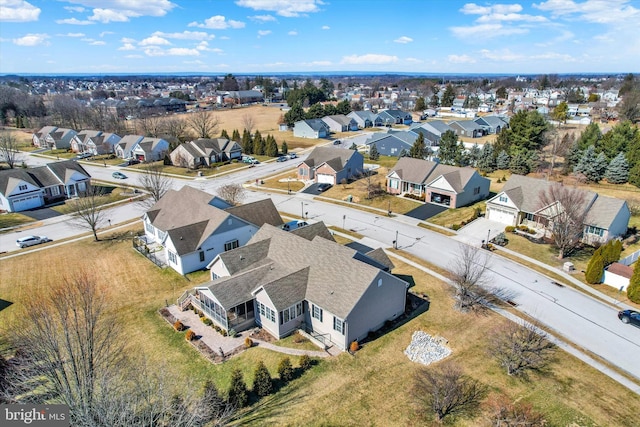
[0,132,22,169]
[187,110,219,139]
[357,170,384,200]
[414,361,487,423]
[449,243,503,312]
[489,320,556,376]
[138,114,164,138]
[163,117,190,146]
[537,183,588,258]
[69,185,109,241]
[217,183,246,206]
[241,113,255,134]
[138,163,173,208]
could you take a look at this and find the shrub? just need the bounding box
[299,354,312,371]
[214,325,221,333]
[227,369,248,408]
[229,328,237,337]
[350,340,360,353]
[244,337,253,349]
[628,263,640,303]
[185,330,196,341]
[253,361,273,397]
[277,357,294,382]
[585,253,605,284]
[517,225,529,232]
[451,224,461,231]
[203,318,212,326]
[222,330,228,337]
[505,226,515,233]
[173,320,184,331]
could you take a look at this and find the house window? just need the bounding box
[312,304,323,322]
[299,168,307,176]
[168,251,177,264]
[224,240,239,251]
[473,186,480,195]
[145,222,154,234]
[296,302,303,317]
[199,251,205,262]
[585,225,604,237]
[525,213,535,221]
[333,317,345,335]
[390,179,399,189]
[51,186,60,196]
[282,308,290,324]
[499,195,508,203]
[19,185,27,191]
[259,302,265,316]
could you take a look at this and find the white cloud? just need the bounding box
[195,41,222,53]
[302,60,332,66]
[479,49,523,62]
[476,12,547,23]
[448,54,476,64]
[125,54,143,58]
[64,32,85,37]
[341,54,398,65]
[12,33,49,46]
[405,57,423,63]
[534,0,640,24]
[64,6,85,13]
[184,60,204,65]
[461,3,523,15]
[0,0,41,22]
[139,35,171,46]
[55,17,94,25]
[321,25,330,30]
[236,0,323,17]
[257,30,271,37]
[144,47,200,57]
[118,43,136,51]
[455,2,546,41]
[151,31,214,40]
[250,14,276,22]
[450,23,528,39]
[535,29,574,47]
[288,30,298,36]
[62,0,176,23]
[188,15,245,29]
[89,40,105,45]
[99,31,114,37]
[121,37,135,43]
[394,36,413,44]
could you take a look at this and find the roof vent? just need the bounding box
[180,236,183,240]
[240,256,245,260]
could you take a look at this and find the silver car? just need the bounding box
[16,235,51,248]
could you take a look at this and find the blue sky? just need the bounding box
[1,0,639,75]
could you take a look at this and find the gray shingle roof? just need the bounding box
[290,222,335,242]
[584,195,628,229]
[225,198,283,228]
[302,146,358,171]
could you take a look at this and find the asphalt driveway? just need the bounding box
[404,203,448,220]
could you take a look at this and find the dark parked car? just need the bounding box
[618,310,640,327]
[126,158,140,165]
[317,183,332,192]
[333,140,341,145]
[277,156,288,162]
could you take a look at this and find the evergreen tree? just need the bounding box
[265,134,278,157]
[563,141,581,175]
[601,239,623,266]
[602,121,640,163]
[630,163,640,188]
[430,93,440,108]
[252,361,273,397]
[253,130,265,155]
[605,152,630,184]
[369,143,379,160]
[585,252,605,284]
[200,380,226,424]
[467,143,481,167]
[438,130,460,165]
[441,84,456,107]
[350,142,357,150]
[220,129,229,139]
[241,129,253,154]
[575,146,606,182]
[227,369,248,408]
[509,149,534,175]
[507,110,548,151]
[399,148,408,158]
[336,99,352,115]
[277,357,294,382]
[477,142,496,173]
[305,103,325,119]
[231,129,241,142]
[283,102,305,126]
[576,122,602,151]
[409,133,426,159]
[414,96,426,112]
[496,150,510,170]
[628,262,640,303]
[281,141,288,155]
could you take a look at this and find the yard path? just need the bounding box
[250,339,334,358]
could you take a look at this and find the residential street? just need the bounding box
[3,152,640,392]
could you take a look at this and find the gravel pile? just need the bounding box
[404,331,452,365]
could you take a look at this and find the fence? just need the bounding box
[133,235,165,268]
[619,248,640,266]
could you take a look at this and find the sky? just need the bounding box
[0,0,639,75]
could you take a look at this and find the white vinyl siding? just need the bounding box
[312,304,323,322]
[333,316,344,334]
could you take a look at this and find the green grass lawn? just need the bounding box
[50,186,130,215]
[0,212,35,230]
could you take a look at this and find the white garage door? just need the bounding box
[317,174,335,184]
[488,207,515,225]
[12,194,42,212]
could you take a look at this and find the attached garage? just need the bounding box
[317,173,335,184]
[487,207,516,225]
[12,194,43,212]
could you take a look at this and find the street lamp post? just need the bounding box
[393,230,398,249]
[486,229,491,246]
[301,201,304,219]
[342,214,346,230]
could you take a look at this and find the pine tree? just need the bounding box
[350,142,357,150]
[414,96,426,112]
[227,369,248,408]
[576,122,602,150]
[467,143,481,167]
[265,134,278,157]
[220,129,229,139]
[477,142,496,173]
[441,84,456,107]
[200,380,226,423]
[575,146,606,182]
[605,152,630,184]
[277,357,294,382]
[231,129,241,142]
[253,130,265,155]
[627,262,640,303]
[281,141,288,155]
[496,150,510,170]
[629,163,640,187]
[509,149,533,175]
[242,129,253,154]
[585,252,605,284]
[409,133,426,158]
[369,143,379,160]
[253,361,273,397]
[563,141,581,175]
[438,130,460,165]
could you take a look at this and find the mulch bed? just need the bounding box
[249,327,276,343]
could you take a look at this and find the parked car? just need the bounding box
[75,152,92,159]
[16,235,51,248]
[287,153,297,159]
[317,183,333,192]
[242,156,256,164]
[618,310,640,327]
[333,140,341,145]
[277,156,288,162]
[112,171,127,179]
[282,220,309,231]
[126,158,140,165]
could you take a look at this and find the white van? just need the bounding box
[282,220,308,232]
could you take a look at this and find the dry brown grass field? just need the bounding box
[1,227,639,426]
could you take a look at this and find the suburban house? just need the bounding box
[142,186,283,275]
[364,133,413,157]
[321,115,359,133]
[131,137,170,162]
[387,157,490,207]
[0,160,91,212]
[180,223,408,351]
[603,262,633,291]
[170,138,242,169]
[377,109,413,126]
[32,126,77,150]
[419,120,453,137]
[347,111,382,128]
[220,90,264,105]
[115,135,145,159]
[449,120,484,138]
[293,119,330,139]
[71,130,121,155]
[485,174,630,245]
[296,146,364,184]
[474,115,509,134]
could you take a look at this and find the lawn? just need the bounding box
[0,212,34,230]
[50,185,130,215]
[1,228,639,426]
